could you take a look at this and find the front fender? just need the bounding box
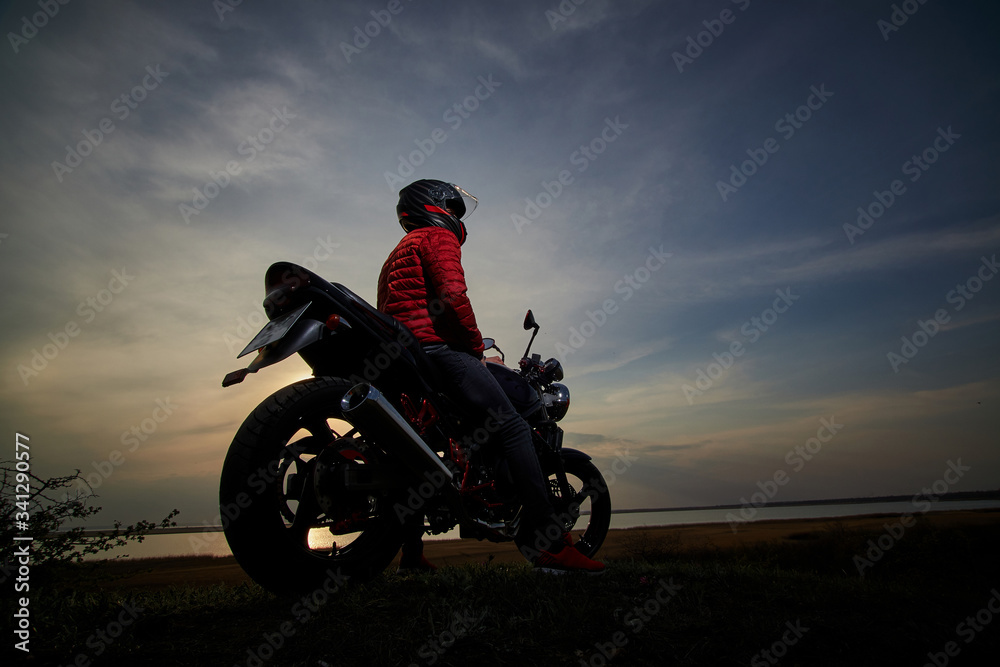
[559,447,592,463]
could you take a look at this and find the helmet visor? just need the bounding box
[446,184,478,220]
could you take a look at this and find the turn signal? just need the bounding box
[325,314,351,331]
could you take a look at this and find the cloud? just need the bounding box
[2,0,999,527]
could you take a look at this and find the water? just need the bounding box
[606,499,1000,529]
[82,499,1000,561]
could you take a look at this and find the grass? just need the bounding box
[13,515,1000,666]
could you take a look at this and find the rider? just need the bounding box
[377,179,605,575]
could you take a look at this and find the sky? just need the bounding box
[1,0,999,532]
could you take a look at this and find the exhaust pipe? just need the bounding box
[341,383,454,484]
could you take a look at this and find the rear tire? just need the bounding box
[220,377,403,594]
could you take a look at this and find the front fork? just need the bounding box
[535,422,574,500]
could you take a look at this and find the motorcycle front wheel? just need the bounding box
[219,377,404,594]
[547,455,612,559]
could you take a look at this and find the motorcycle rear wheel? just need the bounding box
[219,377,404,594]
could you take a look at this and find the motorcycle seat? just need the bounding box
[330,282,449,390]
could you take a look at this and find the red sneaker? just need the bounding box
[534,544,606,575]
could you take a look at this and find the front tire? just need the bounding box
[548,456,612,558]
[220,377,403,594]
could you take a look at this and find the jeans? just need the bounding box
[423,344,562,556]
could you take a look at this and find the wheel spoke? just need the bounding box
[571,489,592,510]
[282,430,337,461]
[282,440,311,462]
[303,416,335,442]
[289,487,321,546]
[288,511,314,546]
[283,454,322,545]
[336,426,359,439]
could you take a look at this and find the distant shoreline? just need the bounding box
[611,489,1000,512]
[78,491,1000,536]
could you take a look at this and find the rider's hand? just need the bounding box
[483,355,504,366]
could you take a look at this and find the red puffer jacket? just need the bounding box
[377,226,485,357]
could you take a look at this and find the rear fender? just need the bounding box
[222,318,326,386]
[246,318,326,372]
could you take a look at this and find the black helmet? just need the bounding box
[396,179,478,245]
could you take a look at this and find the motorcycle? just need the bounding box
[219,261,611,593]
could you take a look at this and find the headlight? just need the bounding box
[542,383,570,421]
[542,358,564,382]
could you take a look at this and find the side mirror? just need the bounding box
[482,337,505,363]
[522,309,540,359]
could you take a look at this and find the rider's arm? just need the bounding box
[420,228,485,357]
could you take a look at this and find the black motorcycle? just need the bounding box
[219,262,611,593]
